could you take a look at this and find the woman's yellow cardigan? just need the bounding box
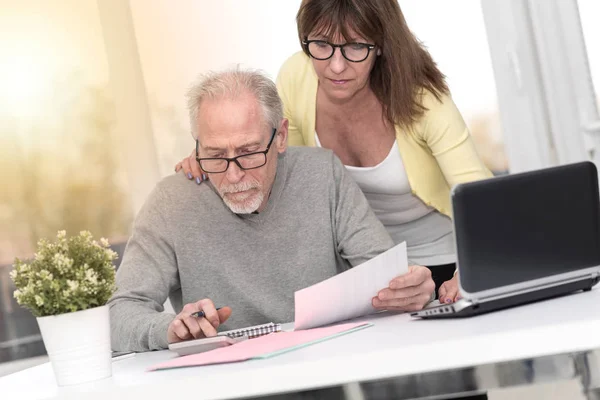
[276,52,493,217]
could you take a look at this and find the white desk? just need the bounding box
[3,287,600,400]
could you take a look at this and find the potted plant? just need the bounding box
[10,230,117,386]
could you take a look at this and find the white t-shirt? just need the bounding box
[315,132,456,266]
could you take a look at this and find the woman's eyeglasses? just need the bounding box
[303,39,376,63]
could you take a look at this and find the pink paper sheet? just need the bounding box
[149,322,368,371]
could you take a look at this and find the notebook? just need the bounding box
[148,321,372,371]
[217,322,282,339]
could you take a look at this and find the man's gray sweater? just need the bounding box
[109,147,394,351]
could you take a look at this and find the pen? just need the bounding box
[191,307,222,318]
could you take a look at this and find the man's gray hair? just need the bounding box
[186,67,283,139]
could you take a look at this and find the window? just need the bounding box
[578,0,600,148]
[481,0,600,173]
[129,0,303,177]
[0,0,135,369]
[578,0,600,102]
[399,0,507,175]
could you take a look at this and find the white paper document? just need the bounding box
[294,241,409,330]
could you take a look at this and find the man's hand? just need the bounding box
[167,299,232,344]
[372,265,435,312]
[438,274,461,304]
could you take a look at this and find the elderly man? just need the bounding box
[109,68,434,352]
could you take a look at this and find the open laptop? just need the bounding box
[411,161,600,319]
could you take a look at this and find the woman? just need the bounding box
[176,0,492,304]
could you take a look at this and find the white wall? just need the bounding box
[129,0,302,176]
[128,0,515,175]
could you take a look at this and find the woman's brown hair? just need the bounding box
[297,0,449,128]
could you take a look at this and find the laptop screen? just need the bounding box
[453,161,600,294]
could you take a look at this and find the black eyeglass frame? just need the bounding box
[302,39,376,63]
[195,128,277,173]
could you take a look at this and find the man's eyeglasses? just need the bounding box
[303,39,376,63]
[195,128,277,173]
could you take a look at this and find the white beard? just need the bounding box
[218,180,264,214]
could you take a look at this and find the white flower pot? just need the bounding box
[36,305,112,386]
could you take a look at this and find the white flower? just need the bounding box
[13,289,21,299]
[20,285,34,297]
[53,253,73,273]
[38,270,53,281]
[17,264,30,274]
[85,269,98,285]
[34,295,44,307]
[100,238,110,247]
[55,231,68,252]
[67,280,79,291]
[80,231,93,242]
[105,249,118,260]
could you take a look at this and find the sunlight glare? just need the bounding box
[0,53,50,118]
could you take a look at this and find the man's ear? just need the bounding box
[276,119,289,153]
